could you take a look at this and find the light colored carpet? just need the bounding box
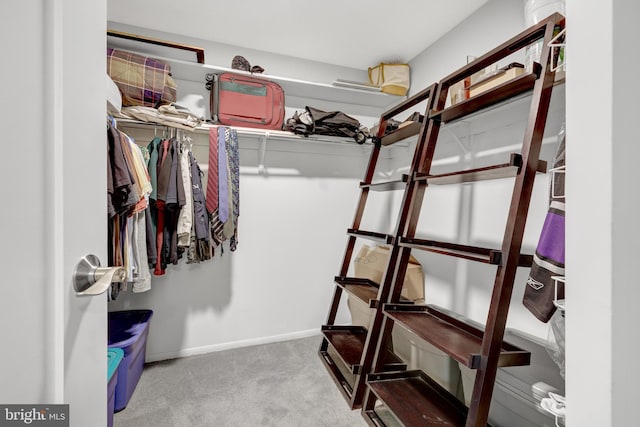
[114,335,368,427]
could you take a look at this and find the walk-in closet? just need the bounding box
[4,1,640,427]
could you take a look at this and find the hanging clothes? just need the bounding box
[226,128,240,251]
[107,120,139,217]
[151,136,187,272]
[187,149,212,263]
[163,137,186,265]
[106,119,152,299]
[523,133,566,322]
[206,126,241,254]
[152,138,170,275]
[131,210,151,292]
[177,141,194,249]
[126,141,152,292]
[107,119,237,298]
[145,137,162,269]
[208,127,226,249]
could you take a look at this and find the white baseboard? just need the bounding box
[145,328,321,363]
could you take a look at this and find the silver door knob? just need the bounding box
[73,254,126,296]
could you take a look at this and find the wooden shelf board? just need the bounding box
[319,349,354,402]
[347,229,394,245]
[366,370,468,427]
[335,276,380,308]
[432,71,539,124]
[398,237,534,267]
[321,326,406,375]
[420,164,519,185]
[321,326,368,374]
[322,325,407,375]
[381,84,434,121]
[399,237,502,265]
[415,154,547,185]
[383,305,530,369]
[360,176,407,192]
[335,276,413,308]
[380,122,422,146]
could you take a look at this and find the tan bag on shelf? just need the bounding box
[348,245,461,396]
[368,63,411,96]
[353,244,424,302]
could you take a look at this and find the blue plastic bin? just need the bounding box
[108,310,154,412]
[107,348,124,427]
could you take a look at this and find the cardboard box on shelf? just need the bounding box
[348,245,463,396]
[353,245,424,302]
[468,65,525,98]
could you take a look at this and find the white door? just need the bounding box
[1,1,107,426]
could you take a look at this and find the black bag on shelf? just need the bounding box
[284,106,368,144]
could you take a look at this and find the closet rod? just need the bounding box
[114,118,372,175]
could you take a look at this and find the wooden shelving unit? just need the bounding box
[319,84,437,409]
[346,229,395,245]
[382,305,530,369]
[365,370,469,426]
[362,14,564,427]
[415,154,547,186]
[430,66,541,124]
[380,122,422,146]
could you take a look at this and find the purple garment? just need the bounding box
[523,135,565,323]
[535,211,565,265]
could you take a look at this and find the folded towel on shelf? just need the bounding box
[106,73,122,114]
[116,103,203,131]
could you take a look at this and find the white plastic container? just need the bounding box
[524,0,565,27]
[523,0,565,72]
[348,297,462,396]
[459,329,565,427]
[392,326,462,397]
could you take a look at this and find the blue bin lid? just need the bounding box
[108,310,154,347]
[107,348,124,381]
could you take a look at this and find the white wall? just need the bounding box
[403,0,561,340]
[108,127,394,361]
[104,21,390,361]
[105,0,561,363]
[406,1,640,425]
[409,0,527,95]
[106,21,369,100]
[3,2,108,426]
[61,1,109,423]
[566,0,640,425]
[2,0,49,402]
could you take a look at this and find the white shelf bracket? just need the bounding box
[548,28,566,72]
[551,275,566,313]
[550,165,566,199]
[444,125,471,154]
[258,133,268,175]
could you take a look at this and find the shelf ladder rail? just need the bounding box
[362,13,566,427]
[319,83,438,409]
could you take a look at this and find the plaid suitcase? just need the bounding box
[206,72,285,130]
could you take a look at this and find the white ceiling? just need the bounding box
[107,0,488,70]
